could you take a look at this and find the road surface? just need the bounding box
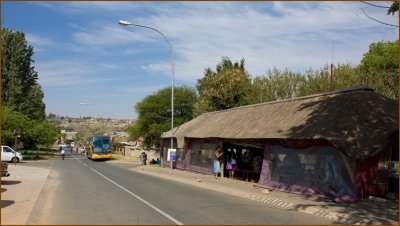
[26,152,333,224]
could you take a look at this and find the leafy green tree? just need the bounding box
[127,86,198,149]
[267,68,306,100]
[1,106,60,148]
[1,106,31,146]
[2,28,45,120]
[304,66,331,95]
[358,40,398,99]
[246,75,276,104]
[247,68,306,104]
[195,57,252,115]
[27,120,60,148]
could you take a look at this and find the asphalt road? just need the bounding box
[26,152,333,224]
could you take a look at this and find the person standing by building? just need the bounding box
[213,147,223,178]
[252,155,263,182]
[226,148,238,179]
[220,148,225,178]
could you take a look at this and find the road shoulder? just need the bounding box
[1,163,50,225]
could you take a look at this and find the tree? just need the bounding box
[246,68,307,105]
[28,120,60,148]
[246,75,276,104]
[2,28,45,120]
[358,40,398,99]
[1,106,60,148]
[388,1,398,15]
[195,57,252,115]
[1,106,31,146]
[126,86,198,149]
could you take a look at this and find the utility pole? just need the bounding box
[329,42,334,91]
[13,128,21,165]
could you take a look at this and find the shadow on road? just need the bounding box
[1,180,21,185]
[290,195,399,224]
[1,200,15,208]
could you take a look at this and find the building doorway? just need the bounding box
[222,143,264,182]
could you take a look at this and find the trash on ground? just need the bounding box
[261,189,270,194]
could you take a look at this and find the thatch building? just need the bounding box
[161,86,398,202]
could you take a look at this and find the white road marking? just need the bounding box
[90,167,183,225]
[71,154,88,166]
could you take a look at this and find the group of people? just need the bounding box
[149,158,161,165]
[213,146,263,181]
[214,147,239,179]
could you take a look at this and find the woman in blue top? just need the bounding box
[213,147,223,178]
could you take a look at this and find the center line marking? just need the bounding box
[90,167,183,225]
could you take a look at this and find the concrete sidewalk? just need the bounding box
[1,162,51,225]
[127,163,399,225]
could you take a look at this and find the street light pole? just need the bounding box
[118,20,175,167]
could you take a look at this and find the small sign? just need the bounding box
[167,148,176,161]
[14,128,22,137]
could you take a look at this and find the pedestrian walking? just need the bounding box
[61,149,65,160]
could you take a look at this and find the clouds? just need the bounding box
[35,1,398,82]
[4,1,397,119]
[118,1,396,79]
[26,33,58,52]
[36,60,117,86]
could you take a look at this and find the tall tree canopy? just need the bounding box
[358,40,398,99]
[127,86,198,149]
[2,28,45,120]
[195,57,251,115]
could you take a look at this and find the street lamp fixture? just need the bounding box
[118,20,175,156]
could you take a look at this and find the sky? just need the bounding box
[2,1,398,119]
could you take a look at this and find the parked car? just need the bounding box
[1,145,23,163]
[63,144,73,151]
[1,161,10,177]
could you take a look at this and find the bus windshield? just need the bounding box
[92,136,111,153]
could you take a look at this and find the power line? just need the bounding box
[360,1,390,9]
[359,8,399,27]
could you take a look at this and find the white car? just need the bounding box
[63,144,73,151]
[1,145,23,163]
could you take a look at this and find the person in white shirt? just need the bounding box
[61,149,65,160]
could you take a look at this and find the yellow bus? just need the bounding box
[87,135,112,160]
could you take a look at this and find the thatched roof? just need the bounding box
[162,86,398,159]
